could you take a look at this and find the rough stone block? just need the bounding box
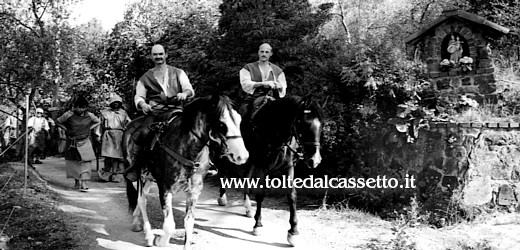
[491,163,513,180]
[474,75,485,85]
[479,83,497,94]
[447,123,458,128]
[497,184,517,206]
[487,74,496,83]
[441,175,459,189]
[499,123,510,128]
[443,158,460,175]
[471,123,484,128]
[461,77,472,86]
[479,59,492,68]
[462,176,492,206]
[509,123,520,128]
[487,123,499,128]
[430,122,446,128]
[460,86,479,93]
[437,78,451,90]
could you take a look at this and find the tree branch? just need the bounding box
[419,0,436,25]
[332,1,351,44]
[0,12,40,37]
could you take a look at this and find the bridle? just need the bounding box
[155,105,242,171]
[284,102,321,166]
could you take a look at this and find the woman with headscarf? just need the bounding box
[98,94,131,182]
[56,96,101,191]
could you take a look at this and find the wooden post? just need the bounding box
[23,95,29,197]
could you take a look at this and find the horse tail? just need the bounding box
[126,179,139,213]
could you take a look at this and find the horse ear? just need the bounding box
[209,129,222,143]
[302,94,313,108]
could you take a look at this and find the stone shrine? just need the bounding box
[405,8,510,102]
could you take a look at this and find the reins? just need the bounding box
[286,99,320,156]
[152,105,241,174]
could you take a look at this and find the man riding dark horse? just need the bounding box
[239,43,287,147]
[124,44,195,182]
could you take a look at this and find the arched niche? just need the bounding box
[441,32,470,62]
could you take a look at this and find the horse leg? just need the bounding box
[243,163,255,218]
[130,184,143,232]
[138,180,155,247]
[287,166,299,246]
[252,189,265,236]
[184,175,203,250]
[252,168,265,236]
[218,167,227,206]
[244,191,253,218]
[155,190,176,247]
[126,178,143,232]
[218,187,227,206]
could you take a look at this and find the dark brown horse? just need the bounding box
[125,94,249,249]
[217,94,324,247]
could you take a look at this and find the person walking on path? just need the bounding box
[56,96,101,192]
[98,94,130,183]
[27,108,50,164]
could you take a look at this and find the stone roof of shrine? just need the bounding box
[405,9,510,45]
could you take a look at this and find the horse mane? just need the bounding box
[180,94,234,134]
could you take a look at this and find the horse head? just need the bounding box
[294,95,323,168]
[204,94,249,165]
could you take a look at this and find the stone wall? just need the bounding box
[373,122,520,210]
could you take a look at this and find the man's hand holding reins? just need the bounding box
[176,92,188,101]
[139,101,153,115]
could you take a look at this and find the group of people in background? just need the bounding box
[55,94,130,191]
[1,93,130,192]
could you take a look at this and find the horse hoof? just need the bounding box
[252,227,263,236]
[131,224,143,232]
[287,232,299,247]
[245,210,253,218]
[145,236,155,247]
[153,235,163,247]
[218,197,227,206]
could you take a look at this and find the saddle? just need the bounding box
[251,95,274,122]
[149,109,183,150]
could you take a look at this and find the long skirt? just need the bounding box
[64,138,96,180]
[66,160,93,180]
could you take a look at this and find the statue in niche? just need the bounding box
[447,35,463,63]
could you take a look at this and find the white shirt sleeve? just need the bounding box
[178,70,195,97]
[43,119,50,131]
[134,80,147,109]
[28,117,35,128]
[240,68,257,95]
[277,72,287,98]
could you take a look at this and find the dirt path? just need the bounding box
[33,157,520,250]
